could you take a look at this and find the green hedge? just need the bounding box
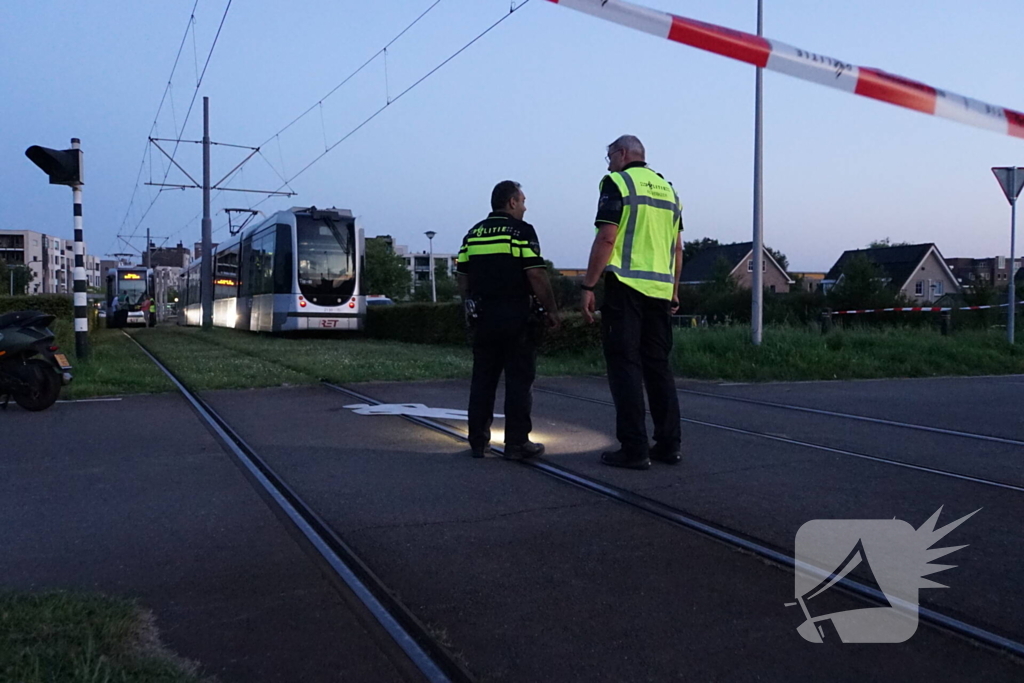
[365,302,601,354]
[366,303,467,345]
[0,295,73,320]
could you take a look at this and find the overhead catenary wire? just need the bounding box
[163,0,532,243]
[256,0,444,149]
[119,0,235,252]
[245,0,533,215]
[129,0,445,250]
[115,0,201,247]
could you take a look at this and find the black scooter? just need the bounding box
[0,310,73,411]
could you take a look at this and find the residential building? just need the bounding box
[193,241,218,261]
[393,243,457,290]
[822,243,960,303]
[0,229,103,294]
[680,241,794,293]
[789,272,827,292]
[145,241,194,269]
[557,268,587,282]
[945,256,1023,289]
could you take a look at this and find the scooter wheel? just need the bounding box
[11,359,62,411]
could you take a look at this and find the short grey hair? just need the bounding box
[608,135,645,159]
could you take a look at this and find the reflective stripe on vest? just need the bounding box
[602,166,681,299]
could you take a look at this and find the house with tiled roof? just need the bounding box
[680,242,794,293]
[822,243,960,304]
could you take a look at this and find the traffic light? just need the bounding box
[25,144,83,185]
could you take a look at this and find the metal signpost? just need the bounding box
[992,166,1023,344]
[25,138,88,359]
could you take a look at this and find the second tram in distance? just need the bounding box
[180,206,365,332]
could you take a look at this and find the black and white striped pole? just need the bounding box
[25,138,88,359]
[70,139,88,359]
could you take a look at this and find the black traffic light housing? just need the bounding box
[25,144,83,186]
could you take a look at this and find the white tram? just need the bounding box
[180,206,365,332]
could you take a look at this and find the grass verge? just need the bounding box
[673,325,1024,381]
[130,327,313,392]
[134,326,606,386]
[0,591,211,683]
[54,321,174,399]
[50,322,1024,398]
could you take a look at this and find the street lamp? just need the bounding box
[425,230,437,303]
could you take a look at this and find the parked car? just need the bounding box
[366,296,395,306]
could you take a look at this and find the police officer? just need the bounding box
[456,181,560,460]
[580,135,683,470]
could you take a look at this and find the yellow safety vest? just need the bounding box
[601,166,682,300]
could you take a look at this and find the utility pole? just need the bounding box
[201,97,213,330]
[137,97,294,330]
[751,0,765,347]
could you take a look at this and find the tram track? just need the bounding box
[674,386,1024,448]
[126,333,474,683]
[127,329,1024,661]
[323,381,1024,661]
[536,387,1024,494]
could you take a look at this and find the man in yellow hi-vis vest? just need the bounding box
[581,135,683,470]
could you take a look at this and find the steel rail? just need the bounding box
[535,387,1024,494]
[127,335,473,683]
[324,381,1024,660]
[674,386,1024,448]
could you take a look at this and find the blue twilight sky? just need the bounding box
[2,0,1022,272]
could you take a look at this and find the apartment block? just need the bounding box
[0,229,102,294]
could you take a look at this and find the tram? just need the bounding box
[179,206,365,332]
[105,266,153,328]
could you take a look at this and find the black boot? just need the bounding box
[503,441,544,460]
[650,444,682,465]
[600,449,651,470]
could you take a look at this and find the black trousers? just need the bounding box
[601,274,681,455]
[468,309,537,450]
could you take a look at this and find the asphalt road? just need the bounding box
[5,372,1023,682]
[208,381,1023,682]
[0,395,406,683]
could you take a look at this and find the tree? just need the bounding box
[0,261,33,296]
[867,238,912,249]
[544,260,581,310]
[683,237,720,264]
[433,262,458,302]
[827,254,901,310]
[364,237,411,300]
[765,246,789,272]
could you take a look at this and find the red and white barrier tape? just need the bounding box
[831,302,1022,316]
[547,0,1024,140]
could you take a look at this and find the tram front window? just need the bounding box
[116,273,147,307]
[297,217,356,303]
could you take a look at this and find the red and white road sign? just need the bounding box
[547,0,1024,140]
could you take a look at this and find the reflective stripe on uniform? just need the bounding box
[463,234,537,259]
[605,264,675,283]
[602,166,682,299]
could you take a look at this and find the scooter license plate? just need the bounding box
[53,353,72,370]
